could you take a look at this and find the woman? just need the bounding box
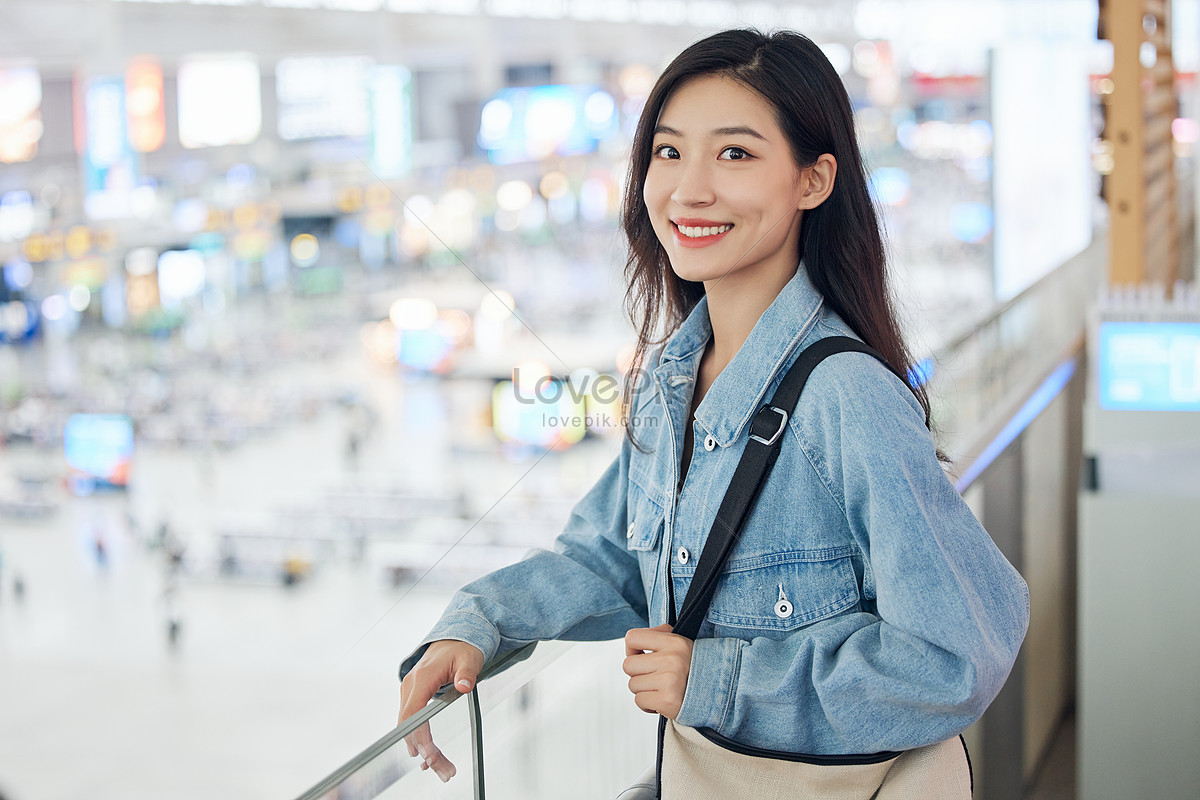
[397,28,1029,793]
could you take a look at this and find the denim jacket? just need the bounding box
[399,263,1030,755]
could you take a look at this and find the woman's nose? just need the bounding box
[670,162,716,207]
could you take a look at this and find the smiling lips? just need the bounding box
[671,220,735,249]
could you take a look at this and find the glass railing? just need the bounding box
[292,638,658,800]
[926,231,1105,473]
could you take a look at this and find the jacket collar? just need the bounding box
[653,262,825,447]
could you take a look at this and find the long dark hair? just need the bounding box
[619,28,934,452]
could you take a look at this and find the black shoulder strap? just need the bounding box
[669,336,905,640]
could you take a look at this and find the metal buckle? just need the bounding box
[749,405,788,446]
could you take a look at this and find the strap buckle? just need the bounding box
[749,405,788,446]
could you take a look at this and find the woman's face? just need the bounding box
[643,74,811,288]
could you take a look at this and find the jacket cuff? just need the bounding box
[675,635,743,731]
[397,609,501,682]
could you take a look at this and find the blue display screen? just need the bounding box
[63,413,135,483]
[1097,322,1200,411]
[477,84,618,165]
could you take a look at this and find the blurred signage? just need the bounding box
[991,41,1092,301]
[283,216,334,268]
[64,413,134,491]
[396,327,452,371]
[63,257,108,290]
[177,56,261,148]
[478,84,618,165]
[0,299,38,343]
[0,190,34,241]
[157,248,206,308]
[0,66,43,163]
[369,65,414,177]
[491,379,586,447]
[81,74,141,219]
[126,272,159,316]
[126,58,165,152]
[276,56,372,141]
[1098,322,1200,412]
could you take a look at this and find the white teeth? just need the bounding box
[678,224,731,238]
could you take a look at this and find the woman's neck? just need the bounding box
[701,264,797,369]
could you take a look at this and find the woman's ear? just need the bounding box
[797,154,837,211]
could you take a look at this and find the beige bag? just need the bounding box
[660,721,972,800]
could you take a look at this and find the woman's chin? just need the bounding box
[667,260,725,285]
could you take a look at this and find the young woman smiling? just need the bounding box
[397,28,1028,798]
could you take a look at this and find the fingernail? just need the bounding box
[417,745,429,761]
[456,679,471,690]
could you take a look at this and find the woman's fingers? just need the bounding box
[627,673,663,694]
[622,649,669,677]
[632,688,661,713]
[399,668,447,770]
[395,640,485,782]
[421,742,458,782]
[398,681,418,757]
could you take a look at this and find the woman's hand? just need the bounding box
[623,623,694,720]
[397,639,484,782]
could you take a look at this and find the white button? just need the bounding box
[704,434,717,451]
[774,584,793,618]
[677,546,690,565]
[627,521,636,539]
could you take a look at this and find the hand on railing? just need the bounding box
[397,639,485,783]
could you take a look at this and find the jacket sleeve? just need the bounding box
[675,353,1030,754]
[398,433,648,682]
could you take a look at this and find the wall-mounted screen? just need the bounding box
[478,84,618,165]
[1098,322,1200,412]
[276,56,371,141]
[178,56,261,148]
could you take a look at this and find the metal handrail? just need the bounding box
[926,232,1105,465]
[292,642,538,800]
[929,235,1102,365]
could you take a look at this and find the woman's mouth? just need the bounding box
[672,221,734,248]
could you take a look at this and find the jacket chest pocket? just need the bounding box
[626,483,665,604]
[626,478,665,552]
[697,546,861,634]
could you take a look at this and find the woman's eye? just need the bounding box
[720,146,750,160]
[652,144,678,159]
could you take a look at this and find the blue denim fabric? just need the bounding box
[399,263,1030,755]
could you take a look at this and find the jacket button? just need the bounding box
[774,598,793,619]
[677,546,690,565]
[626,521,636,539]
[704,434,717,451]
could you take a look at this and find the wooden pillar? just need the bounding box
[1100,0,1180,287]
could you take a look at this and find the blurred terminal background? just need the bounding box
[0,1,1197,799]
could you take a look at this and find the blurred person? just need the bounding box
[219,536,240,576]
[344,400,375,469]
[165,531,185,574]
[397,28,1028,796]
[163,571,182,650]
[93,528,108,568]
[153,518,170,550]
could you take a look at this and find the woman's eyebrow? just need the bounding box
[652,123,768,142]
